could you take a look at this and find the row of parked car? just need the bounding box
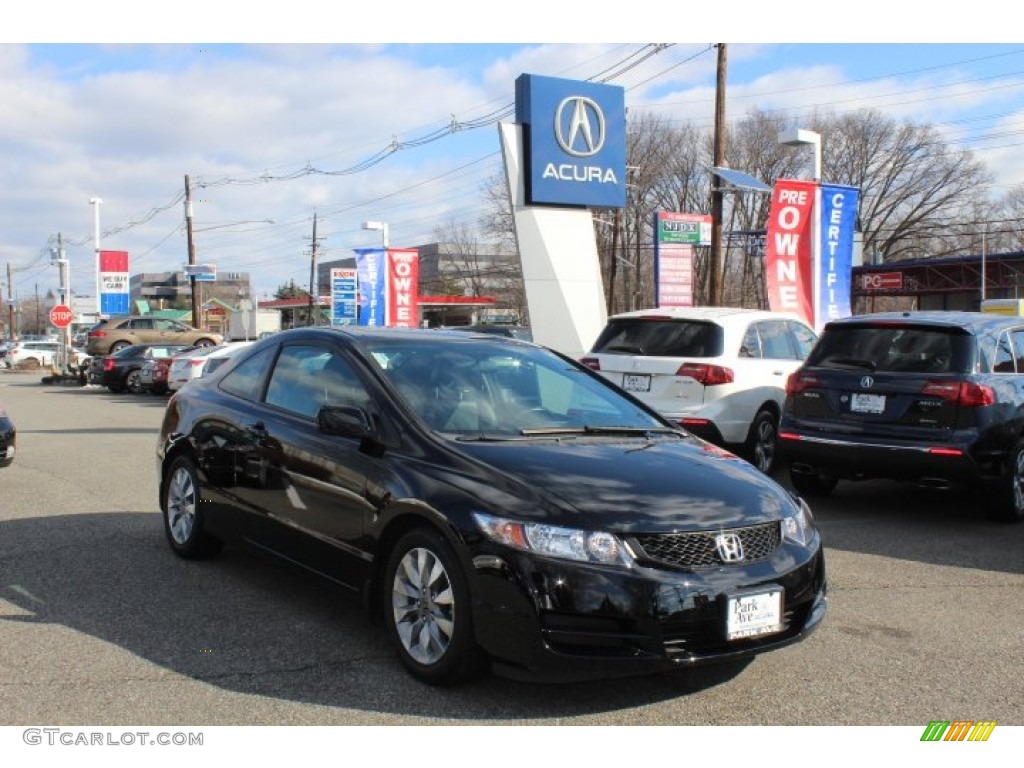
[88,341,253,394]
[583,306,1024,523]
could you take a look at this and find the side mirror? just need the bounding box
[316,405,374,440]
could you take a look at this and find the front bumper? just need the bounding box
[468,538,827,683]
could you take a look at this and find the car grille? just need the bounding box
[629,522,780,569]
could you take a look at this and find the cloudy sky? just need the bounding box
[4,3,1022,305]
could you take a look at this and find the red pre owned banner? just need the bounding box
[386,249,420,328]
[764,179,816,326]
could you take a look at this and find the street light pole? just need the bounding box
[778,129,823,327]
[363,220,389,250]
[89,197,102,319]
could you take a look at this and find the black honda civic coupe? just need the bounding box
[157,327,827,685]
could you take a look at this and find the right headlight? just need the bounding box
[781,497,816,547]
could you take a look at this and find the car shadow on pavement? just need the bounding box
[773,474,1024,575]
[0,512,753,721]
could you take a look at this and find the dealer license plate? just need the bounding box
[622,374,651,393]
[851,393,886,414]
[727,589,783,641]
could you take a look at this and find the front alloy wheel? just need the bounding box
[384,528,484,685]
[991,438,1024,523]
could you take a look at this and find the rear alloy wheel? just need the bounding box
[110,341,130,353]
[162,456,223,559]
[194,338,217,348]
[746,409,778,474]
[991,438,1024,523]
[789,466,839,497]
[126,370,143,394]
[384,528,484,685]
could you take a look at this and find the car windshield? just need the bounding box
[806,324,974,374]
[363,337,669,436]
[590,319,724,357]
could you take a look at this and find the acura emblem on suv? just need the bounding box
[715,533,745,563]
[860,375,874,389]
[554,96,606,157]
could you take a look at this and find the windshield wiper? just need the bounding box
[519,425,680,437]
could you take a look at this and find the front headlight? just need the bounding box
[781,497,816,547]
[473,512,633,567]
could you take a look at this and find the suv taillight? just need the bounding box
[89,331,106,338]
[922,380,995,407]
[677,362,733,386]
[579,357,601,371]
[786,371,820,395]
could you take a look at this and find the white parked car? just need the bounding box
[581,307,817,473]
[168,341,253,391]
[5,340,60,368]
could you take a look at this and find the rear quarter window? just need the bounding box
[591,320,723,357]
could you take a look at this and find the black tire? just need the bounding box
[990,438,1024,523]
[383,527,485,685]
[110,341,130,353]
[789,467,839,497]
[193,338,216,348]
[125,370,143,394]
[161,456,224,559]
[745,409,778,474]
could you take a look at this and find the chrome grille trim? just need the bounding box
[630,522,780,569]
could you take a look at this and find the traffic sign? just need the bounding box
[49,304,73,328]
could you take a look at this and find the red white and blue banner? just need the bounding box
[764,180,816,327]
[99,250,130,316]
[354,248,420,327]
[818,184,859,327]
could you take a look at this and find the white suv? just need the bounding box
[5,340,60,368]
[581,307,817,473]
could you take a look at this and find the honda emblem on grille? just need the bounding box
[715,533,745,563]
[860,375,874,389]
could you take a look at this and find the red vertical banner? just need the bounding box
[386,249,420,328]
[764,179,816,326]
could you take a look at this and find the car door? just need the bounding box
[733,320,808,416]
[230,342,386,589]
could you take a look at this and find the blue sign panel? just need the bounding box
[100,293,130,315]
[515,74,626,208]
[818,184,860,327]
[354,248,386,326]
[331,268,358,326]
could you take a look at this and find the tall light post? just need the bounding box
[89,197,102,319]
[362,220,389,250]
[778,129,822,327]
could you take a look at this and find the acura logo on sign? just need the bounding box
[860,375,874,389]
[715,533,745,563]
[555,96,606,157]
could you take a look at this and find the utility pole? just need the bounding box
[307,212,319,326]
[6,263,13,340]
[184,175,200,329]
[709,43,728,307]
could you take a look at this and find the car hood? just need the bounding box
[451,436,798,533]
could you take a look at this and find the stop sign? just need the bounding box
[49,304,73,328]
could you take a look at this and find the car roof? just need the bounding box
[606,306,806,324]
[823,311,1020,333]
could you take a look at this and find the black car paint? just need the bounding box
[158,327,827,682]
[0,405,15,467]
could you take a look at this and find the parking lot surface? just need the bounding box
[1,371,1022,727]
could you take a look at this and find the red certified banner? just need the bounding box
[386,249,420,328]
[764,179,816,326]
